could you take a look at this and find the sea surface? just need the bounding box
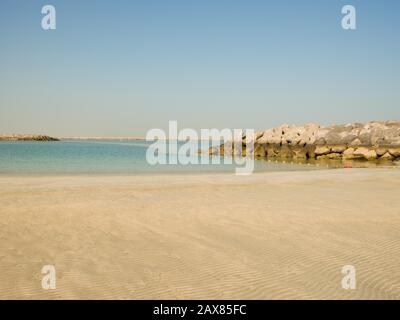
[0,140,326,175]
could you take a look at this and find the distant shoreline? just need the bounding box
[59,137,146,141]
[0,136,220,141]
[0,135,146,141]
[0,135,59,141]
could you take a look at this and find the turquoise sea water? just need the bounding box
[0,140,318,175]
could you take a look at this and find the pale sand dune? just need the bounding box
[1,169,400,299]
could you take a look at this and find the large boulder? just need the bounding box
[255,131,264,141]
[343,148,358,159]
[282,128,302,146]
[384,127,400,145]
[315,129,329,145]
[375,147,388,156]
[331,145,347,153]
[354,147,377,160]
[380,152,394,160]
[358,129,372,145]
[315,146,331,155]
[350,138,362,146]
[388,148,400,158]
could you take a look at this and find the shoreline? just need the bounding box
[0,164,399,177]
[0,165,399,178]
[0,160,398,178]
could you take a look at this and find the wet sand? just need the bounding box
[1,168,400,299]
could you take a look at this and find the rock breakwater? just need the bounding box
[209,121,400,162]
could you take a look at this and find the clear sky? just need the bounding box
[0,0,399,137]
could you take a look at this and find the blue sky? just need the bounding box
[0,0,399,136]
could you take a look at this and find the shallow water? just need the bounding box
[0,140,313,175]
[0,140,397,175]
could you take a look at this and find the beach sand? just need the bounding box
[1,168,400,299]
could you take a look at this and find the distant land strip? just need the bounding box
[0,134,59,141]
[60,137,145,141]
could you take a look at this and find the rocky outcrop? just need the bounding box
[0,134,59,141]
[209,121,400,162]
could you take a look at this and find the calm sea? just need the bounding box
[0,140,319,175]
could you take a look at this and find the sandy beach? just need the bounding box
[1,168,400,299]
